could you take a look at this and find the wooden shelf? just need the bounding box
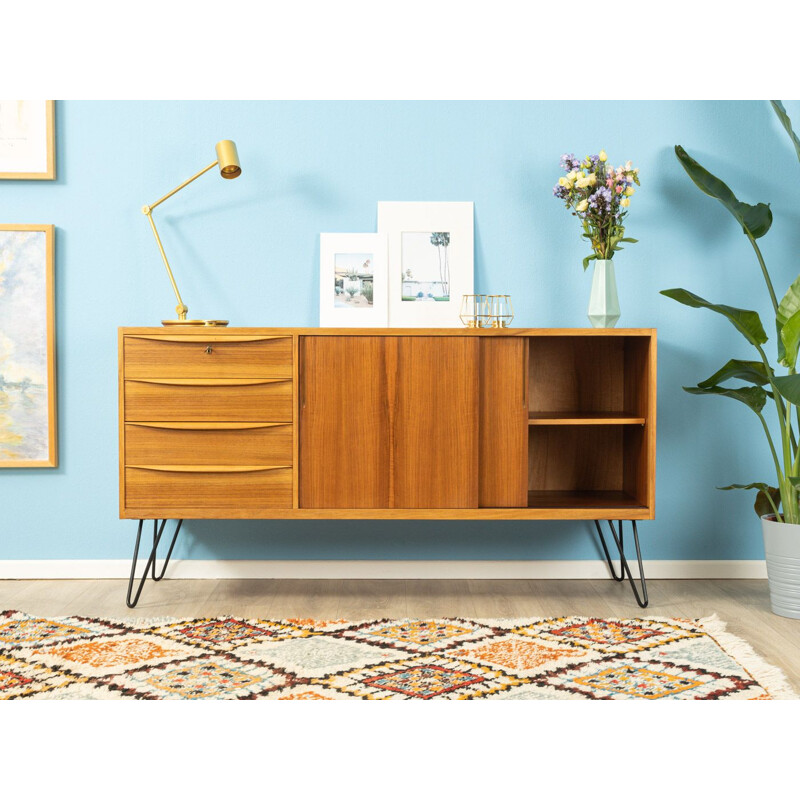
[527,490,646,510]
[528,412,646,426]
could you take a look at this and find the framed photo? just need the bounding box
[0,100,56,180]
[0,225,57,467]
[378,201,474,328]
[320,233,388,327]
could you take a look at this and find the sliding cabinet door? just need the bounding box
[299,336,390,508]
[479,337,528,507]
[392,337,479,508]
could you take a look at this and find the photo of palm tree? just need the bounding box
[401,231,450,302]
[334,252,374,308]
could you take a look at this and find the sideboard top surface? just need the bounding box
[119,326,656,337]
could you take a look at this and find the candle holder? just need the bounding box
[459,294,483,327]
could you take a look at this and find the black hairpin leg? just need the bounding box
[594,519,648,608]
[126,519,183,608]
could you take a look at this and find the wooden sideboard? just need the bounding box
[118,327,656,521]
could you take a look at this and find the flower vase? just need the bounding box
[587,259,620,328]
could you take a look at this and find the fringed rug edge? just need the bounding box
[695,613,799,700]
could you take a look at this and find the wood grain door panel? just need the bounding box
[299,336,390,508]
[479,338,528,507]
[393,337,478,508]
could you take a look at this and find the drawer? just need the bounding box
[125,422,293,466]
[124,378,293,422]
[125,466,292,509]
[124,335,293,379]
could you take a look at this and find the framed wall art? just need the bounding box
[378,201,474,328]
[0,224,57,467]
[0,100,56,180]
[319,233,388,327]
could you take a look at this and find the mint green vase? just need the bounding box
[588,259,620,328]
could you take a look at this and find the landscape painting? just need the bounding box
[401,231,450,302]
[334,252,374,308]
[0,225,56,466]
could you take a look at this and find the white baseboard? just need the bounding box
[0,559,768,580]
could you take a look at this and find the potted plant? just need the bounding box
[553,150,640,327]
[662,101,800,618]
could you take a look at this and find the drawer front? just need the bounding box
[125,422,293,466]
[124,379,293,422]
[125,466,293,509]
[124,335,293,379]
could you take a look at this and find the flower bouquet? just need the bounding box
[553,150,640,270]
[553,151,640,327]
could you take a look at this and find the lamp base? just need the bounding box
[161,319,229,327]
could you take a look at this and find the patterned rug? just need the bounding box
[0,610,795,700]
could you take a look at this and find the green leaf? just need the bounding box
[674,145,773,239]
[772,374,800,404]
[777,318,787,366]
[777,273,800,330]
[582,254,597,271]
[661,288,768,346]
[781,308,800,370]
[620,238,638,243]
[684,384,767,413]
[771,101,800,164]
[719,482,781,519]
[697,359,769,388]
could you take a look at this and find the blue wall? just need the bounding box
[2,100,799,562]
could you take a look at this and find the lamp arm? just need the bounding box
[141,159,219,321]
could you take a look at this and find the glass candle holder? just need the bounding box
[459,294,482,327]
[491,294,514,328]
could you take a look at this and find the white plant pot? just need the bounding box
[761,514,800,618]
[588,259,620,328]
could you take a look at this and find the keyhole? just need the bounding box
[205,345,213,354]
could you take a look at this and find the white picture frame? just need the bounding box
[378,201,474,328]
[319,233,388,327]
[0,100,56,180]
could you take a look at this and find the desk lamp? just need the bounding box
[142,139,241,326]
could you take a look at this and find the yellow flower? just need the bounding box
[575,176,592,188]
[576,199,589,212]
[599,150,608,162]
[625,186,635,196]
[567,171,577,181]
[559,177,568,187]
[588,173,597,186]
[620,198,630,207]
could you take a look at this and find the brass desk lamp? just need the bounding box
[142,139,241,326]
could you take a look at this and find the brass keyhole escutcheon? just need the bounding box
[205,345,213,354]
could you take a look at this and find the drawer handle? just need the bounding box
[126,335,291,343]
[128,422,291,431]
[205,345,213,354]
[128,465,291,474]
[128,378,292,387]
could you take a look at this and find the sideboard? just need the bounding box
[118,327,656,606]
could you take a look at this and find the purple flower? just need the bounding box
[559,153,576,171]
[589,186,612,209]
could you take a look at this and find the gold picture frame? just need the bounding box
[0,224,57,467]
[0,101,56,180]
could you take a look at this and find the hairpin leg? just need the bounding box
[126,519,183,608]
[594,519,648,608]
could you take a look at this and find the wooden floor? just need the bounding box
[2,577,799,692]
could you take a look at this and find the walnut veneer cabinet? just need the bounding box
[118,327,656,606]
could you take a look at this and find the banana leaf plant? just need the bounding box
[662,101,800,524]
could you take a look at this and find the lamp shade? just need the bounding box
[215,140,241,179]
